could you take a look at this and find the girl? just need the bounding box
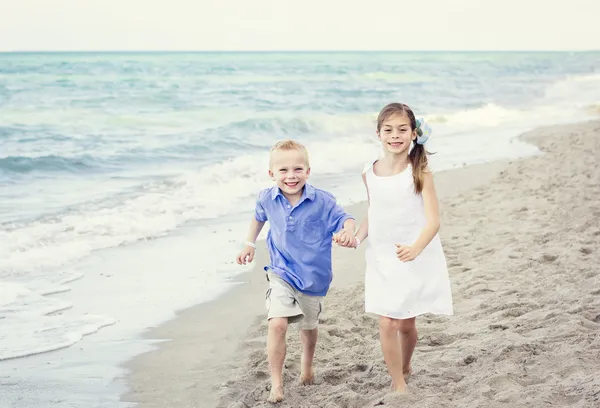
[338,102,453,393]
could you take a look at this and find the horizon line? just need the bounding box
[1,49,599,54]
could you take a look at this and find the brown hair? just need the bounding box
[269,139,310,168]
[377,103,430,193]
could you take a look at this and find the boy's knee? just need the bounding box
[269,317,288,336]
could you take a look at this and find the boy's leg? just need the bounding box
[379,316,406,393]
[297,293,323,385]
[299,327,318,385]
[265,273,304,402]
[267,317,288,403]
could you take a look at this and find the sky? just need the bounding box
[0,0,599,52]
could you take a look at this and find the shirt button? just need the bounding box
[288,216,293,220]
[287,205,291,208]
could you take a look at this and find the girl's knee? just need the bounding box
[380,316,416,333]
[379,316,401,333]
[269,317,288,336]
[398,318,416,335]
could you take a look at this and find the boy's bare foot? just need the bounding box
[300,369,314,385]
[267,385,284,403]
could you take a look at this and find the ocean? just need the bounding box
[1,51,599,407]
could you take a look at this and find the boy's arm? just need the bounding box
[236,217,266,265]
[237,190,268,265]
[341,218,356,234]
[328,197,355,246]
[245,218,266,246]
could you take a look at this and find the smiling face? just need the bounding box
[377,113,417,156]
[268,148,310,202]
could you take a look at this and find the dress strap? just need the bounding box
[362,160,377,175]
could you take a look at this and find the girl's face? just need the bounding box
[377,113,416,155]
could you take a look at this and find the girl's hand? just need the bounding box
[395,244,421,262]
[333,230,355,247]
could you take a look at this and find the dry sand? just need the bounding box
[124,121,600,408]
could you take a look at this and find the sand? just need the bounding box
[123,121,600,408]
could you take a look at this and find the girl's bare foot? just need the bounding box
[403,366,413,383]
[267,385,284,403]
[300,369,314,385]
[394,381,407,394]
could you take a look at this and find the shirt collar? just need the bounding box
[271,183,316,202]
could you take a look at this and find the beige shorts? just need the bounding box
[265,273,323,330]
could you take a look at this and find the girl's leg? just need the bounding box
[379,316,406,392]
[398,317,417,381]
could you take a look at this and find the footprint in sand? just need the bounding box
[424,332,473,347]
[539,253,559,263]
[327,328,347,338]
[252,370,269,380]
[320,367,346,386]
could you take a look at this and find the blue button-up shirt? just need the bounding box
[255,183,354,296]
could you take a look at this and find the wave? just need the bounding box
[426,104,520,128]
[543,73,600,111]
[0,281,116,361]
[1,112,377,176]
[0,155,101,174]
[0,133,379,276]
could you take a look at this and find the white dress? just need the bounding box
[364,161,453,319]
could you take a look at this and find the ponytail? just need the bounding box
[409,143,428,193]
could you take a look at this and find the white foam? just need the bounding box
[0,281,116,361]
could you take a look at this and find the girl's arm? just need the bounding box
[354,172,370,246]
[396,171,440,261]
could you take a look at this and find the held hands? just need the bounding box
[333,229,358,248]
[236,244,255,265]
[395,244,422,262]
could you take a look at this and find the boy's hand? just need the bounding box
[236,245,255,265]
[333,229,355,247]
[395,244,421,262]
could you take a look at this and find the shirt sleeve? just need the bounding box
[326,197,354,234]
[254,190,268,222]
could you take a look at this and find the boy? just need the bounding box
[236,139,355,403]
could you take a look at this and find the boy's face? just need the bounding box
[378,113,416,155]
[268,149,310,199]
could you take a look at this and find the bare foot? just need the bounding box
[403,366,413,383]
[393,381,408,394]
[300,369,314,385]
[267,385,284,404]
[390,378,408,393]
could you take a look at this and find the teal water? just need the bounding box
[0,51,599,407]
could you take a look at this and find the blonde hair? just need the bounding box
[269,139,310,168]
